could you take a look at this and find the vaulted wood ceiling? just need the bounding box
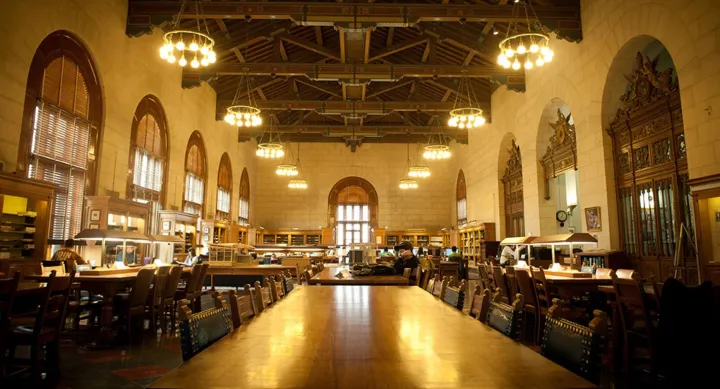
[127,0,581,146]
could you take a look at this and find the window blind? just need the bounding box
[184,172,204,215]
[217,188,230,213]
[239,198,249,224]
[29,159,84,240]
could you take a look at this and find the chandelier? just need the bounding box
[287,143,308,189]
[159,0,217,68]
[448,76,486,129]
[399,144,419,190]
[275,164,298,176]
[256,117,284,159]
[224,21,261,127]
[424,121,452,160]
[408,144,431,178]
[497,0,554,70]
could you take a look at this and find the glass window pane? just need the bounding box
[346,206,352,221]
[337,224,344,245]
[353,205,360,221]
[362,205,369,221]
[354,231,360,243]
[354,223,360,231]
[337,205,344,221]
[362,223,369,243]
[346,231,352,245]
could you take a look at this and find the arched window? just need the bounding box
[18,31,102,242]
[216,153,232,221]
[328,177,378,252]
[127,95,168,205]
[457,170,467,225]
[183,131,207,216]
[238,168,250,225]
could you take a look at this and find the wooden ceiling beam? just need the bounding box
[217,100,457,112]
[386,27,394,47]
[238,124,467,136]
[479,0,509,43]
[314,26,323,46]
[363,29,372,64]
[214,21,292,56]
[339,28,346,64]
[368,36,428,62]
[239,133,467,144]
[232,47,245,63]
[278,32,341,61]
[188,62,521,80]
[127,2,582,42]
[365,78,415,99]
[294,78,343,98]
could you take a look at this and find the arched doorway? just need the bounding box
[537,98,580,234]
[602,37,690,281]
[328,177,378,254]
[499,135,524,238]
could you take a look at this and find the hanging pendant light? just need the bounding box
[399,144,419,190]
[424,121,452,160]
[497,0,554,70]
[224,19,261,128]
[408,144,431,178]
[160,0,216,68]
[447,76,486,129]
[288,143,308,189]
[256,116,284,159]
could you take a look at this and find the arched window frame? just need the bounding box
[457,170,467,225]
[17,31,103,243]
[215,153,233,221]
[183,131,207,217]
[328,177,378,250]
[127,95,169,206]
[238,168,250,225]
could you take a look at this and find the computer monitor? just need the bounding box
[445,248,453,256]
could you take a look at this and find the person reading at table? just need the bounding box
[500,244,526,267]
[50,239,87,272]
[115,245,137,265]
[392,241,419,276]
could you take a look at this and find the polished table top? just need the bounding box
[308,266,409,285]
[541,274,613,285]
[598,284,655,295]
[150,286,594,389]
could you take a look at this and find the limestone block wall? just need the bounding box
[0,0,257,224]
[253,143,455,231]
[454,0,720,250]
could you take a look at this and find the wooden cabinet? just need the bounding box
[0,173,56,270]
[575,250,628,271]
[257,230,323,246]
[384,230,444,248]
[229,224,252,245]
[458,222,497,263]
[157,210,198,259]
[85,196,150,233]
[200,220,230,245]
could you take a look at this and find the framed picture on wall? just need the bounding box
[162,221,171,231]
[585,206,602,232]
[90,209,100,221]
[89,223,100,229]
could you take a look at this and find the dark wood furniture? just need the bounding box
[541,298,607,381]
[612,274,658,376]
[161,266,184,333]
[114,268,155,342]
[176,296,232,362]
[146,265,169,332]
[150,286,595,389]
[443,279,466,310]
[491,266,509,303]
[253,280,273,313]
[515,267,546,344]
[0,273,21,384]
[486,292,524,340]
[308,267,410,285]
[268,275,285,303]
[225,286,255,328]
[432,276,448,299]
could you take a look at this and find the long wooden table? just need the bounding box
[151,286,593,389]
[539,273,612,300]
[309,266,410,285]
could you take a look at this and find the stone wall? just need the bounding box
[0,0,257,223]
[254,142,456,230]
[453,0,720,249]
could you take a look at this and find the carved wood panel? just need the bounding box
[541,109,577,180]
[502,140,524,237]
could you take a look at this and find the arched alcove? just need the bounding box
[536,98,580,235]
[602,37,690,281]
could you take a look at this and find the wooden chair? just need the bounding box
[478,263,494,291]
[438,262,459,281]
[193,263,210,310]
[0,273,20,383]
[253,280,273,313]
[8,271,75,385]
[541,298,607,382]
[469,285,488,318]
[616,269,637,279]
[419,268,433,290]
[146,266,170,332]
[114,268,155,342]
[505,266,519,297]
[432,276,449,300]
[175,264,203,309]
[531,267,553,311]
[225,285,256,328]
[474,288,492,324]
[303,269,314,285]
[280,273,296,295]
[402,268,412,279]
[486,292,524,340]
[177,295,232,361]
[161,266,184,333]
[425,274,438,294]
[612,273,657,375]
[443,279,467,310]
[268,276,285,303]
[596,268,615,278]
[515,267,545,344]
[492,266,510,303]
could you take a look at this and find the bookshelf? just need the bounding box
[257,230,323,246]
[458,222,498,263]
[384,230,444,248]
[158,210,198,259]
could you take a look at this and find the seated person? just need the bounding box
[500,244,526,267]
[392,241,419,276]
[174,248,198,266]
[447,246,463,262]
[380,247,395,258]
[50,239,87,272]
[115,245,137,265]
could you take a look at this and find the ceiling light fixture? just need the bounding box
[497,0,553,70]
[399,144,419,190]
[408,144,431,178]
[160,0,216,68]
[288,143,308,189]
[224,19,261,128]
[448,19,485,129]
[424,119,452,160]
[256,116,284,159]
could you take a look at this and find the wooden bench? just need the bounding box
[177,294,233,361]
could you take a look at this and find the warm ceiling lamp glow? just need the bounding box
[256,143,284,159]
[288,179,308,189]
[423,144,451,160]
[399,179,419,190]
[275,164,299,176]
[496,0,554,71]
[408,165,431,178]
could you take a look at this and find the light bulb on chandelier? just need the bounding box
[497,1,554,72]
